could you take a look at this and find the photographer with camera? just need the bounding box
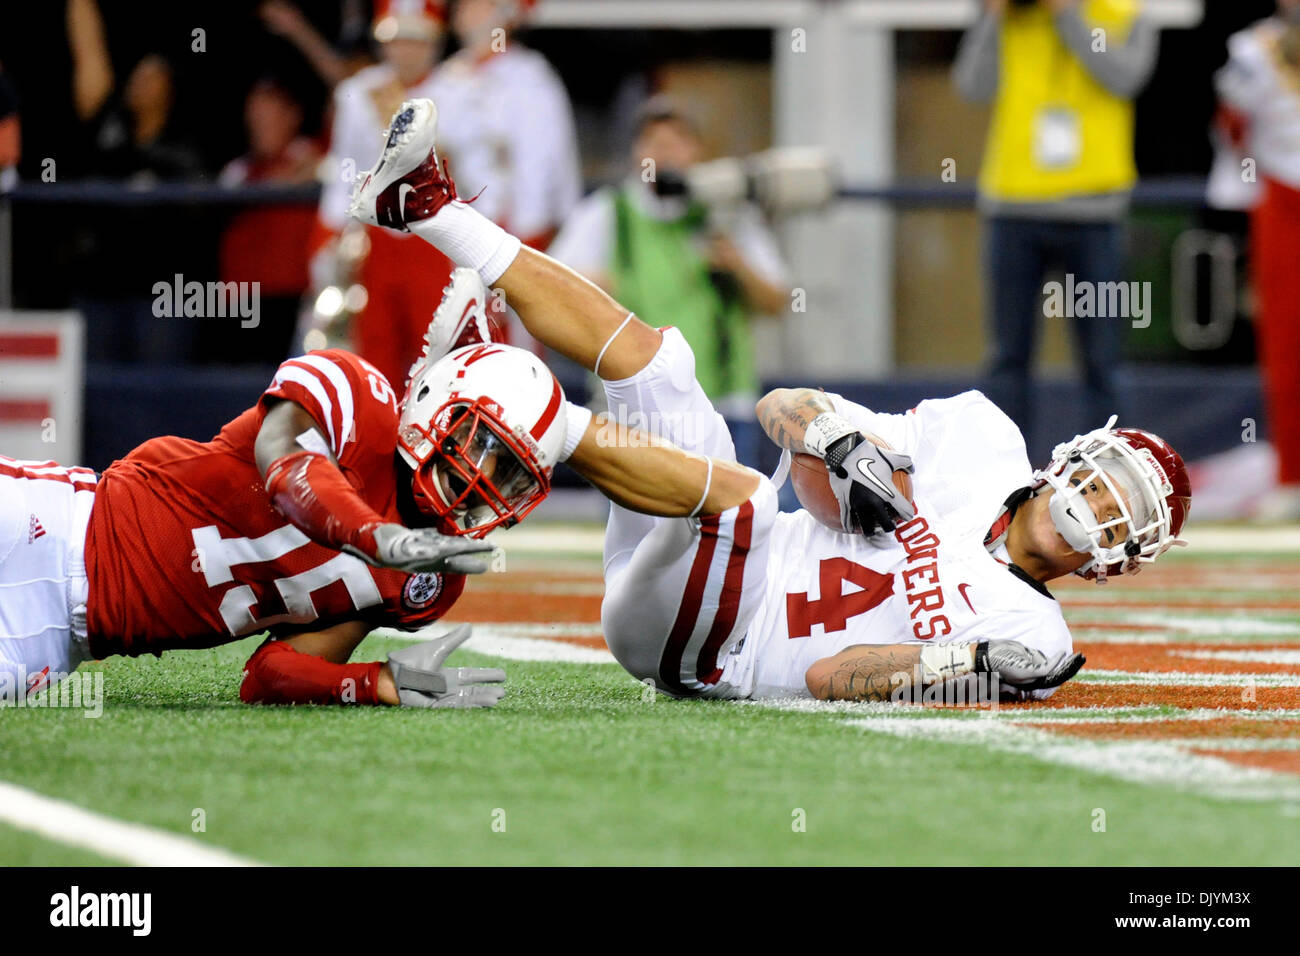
[953,0,1158,444]
[548,96,791,468]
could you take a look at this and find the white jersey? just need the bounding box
[319,63,442,232]
[720,390,1074,699]
[1216,18,1300,192]
[425,46,582,240]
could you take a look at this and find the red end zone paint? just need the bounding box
[1076,642,1300,676]
[1189,749,1300,775]
[0,400,52,422]
[0,334,59,358]
[1025,719,1300,740]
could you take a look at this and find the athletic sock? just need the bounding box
[408,201,521,286]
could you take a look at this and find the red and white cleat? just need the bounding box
[404,267,505,386]
[348,98,460,232]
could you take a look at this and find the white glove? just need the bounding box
[345,523,495,575]
[976,640,1086,692]
[388,624,506,709]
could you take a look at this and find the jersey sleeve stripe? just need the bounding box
[292,354,357,454]
[273,364,339,452]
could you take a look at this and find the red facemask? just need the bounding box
[399,398,550,538]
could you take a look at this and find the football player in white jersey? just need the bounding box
[350,98,1192,704]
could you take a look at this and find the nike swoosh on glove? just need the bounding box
[824,433,916,537]
[975,639,1086,692]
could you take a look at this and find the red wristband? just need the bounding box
[240,640,383,706]
[264,450,386,557]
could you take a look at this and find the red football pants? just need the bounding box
[1251,178,1300,485]
[354,227,456,391]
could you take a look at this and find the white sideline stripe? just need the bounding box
[1180,649,1300,665]
[372,624,616,664]
[378,627,1300,800]
[1063,613,1300,636]
[1063,603,1300,617]
[1069,632,1176,644]
[0,780,262,867]
[1162,739,1300,752]
[841,717,1300,802]
[749,701,1300,721]
[487,523,606,555]
[1079,669,1300,687]
[468,622,605,638]
[1178,525,1300,553]
[1070,631,1300,644]
[1125,614,1300,637]
[1003,707,1300,723]
[464,629,614,664]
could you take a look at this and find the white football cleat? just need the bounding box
[403,268,504,389]
[348,98,460,231]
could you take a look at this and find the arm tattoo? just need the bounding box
[823,647,920,702]
[758,389,835,454]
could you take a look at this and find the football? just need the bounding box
[790,433,914,533]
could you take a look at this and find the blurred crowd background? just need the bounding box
[0,0,1296,520]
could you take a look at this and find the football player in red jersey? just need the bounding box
[0,107,763,709]
[1,273,761,709]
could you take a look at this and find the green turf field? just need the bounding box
[2,624,1297,866]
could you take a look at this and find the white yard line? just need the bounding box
[487,523,606,555]
[1179,649,1300,665]
[1123,614,1300,637]
[1001,707,1300,723]
[839,716,1300,802]
[1078,669,1300,686]
[748,702,1300,721]
[1062,612,1300,635]
[0,780,262,866]
[372,624,616,664]
[1070,631,1300,644]
[1068,632,1177,644]
[1177,525,1300,553]
[374,623,1300,800]
[746,700,1300,801]
[1154,739,1300,752]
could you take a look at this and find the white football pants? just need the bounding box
[599,328,777,698]
[0,458,95,700]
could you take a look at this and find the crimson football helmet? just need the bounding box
[397,342,567,538]
[1033,416,1191,583]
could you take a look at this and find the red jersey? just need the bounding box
[85,349,464,658]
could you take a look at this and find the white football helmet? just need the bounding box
[398,342,567,537]
[1033,416,1192,583]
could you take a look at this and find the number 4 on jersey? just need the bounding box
[786,557,894,639]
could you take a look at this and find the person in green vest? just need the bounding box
[953,0,1158,446]
[548,96,790,467]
